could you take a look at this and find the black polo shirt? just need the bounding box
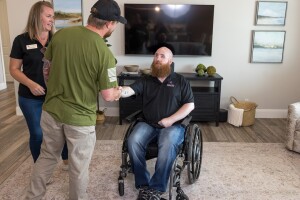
[130,72,194,124]
[10,32,50,100]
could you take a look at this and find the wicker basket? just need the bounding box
[230,96,258,126]
[96,94,107,124]
[96,110,105,124]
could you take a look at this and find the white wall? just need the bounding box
[0,30,7,90]
[6,0,300,117]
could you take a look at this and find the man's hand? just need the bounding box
[158,103,194,127]
[114,86,122,101]
[158,118,174,128]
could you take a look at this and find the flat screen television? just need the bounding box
[124,4,215,56]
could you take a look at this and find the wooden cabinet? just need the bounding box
[118,73,223,126]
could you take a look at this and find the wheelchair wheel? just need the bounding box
[118,177,124,196]
[118,116,144,197]
[176,192,189,200]
[187,124,202,184]
[169,156,180,200]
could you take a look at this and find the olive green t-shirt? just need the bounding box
[43,26,117,126]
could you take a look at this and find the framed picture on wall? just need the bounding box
[251,30,286,63]
[255,1,288,26]
[52,0,83,29]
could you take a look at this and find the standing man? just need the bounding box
[24,0,126,199]
[121,47,195,200]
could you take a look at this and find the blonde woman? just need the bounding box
[9,1,68,168]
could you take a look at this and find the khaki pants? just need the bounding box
[24,111,96,200]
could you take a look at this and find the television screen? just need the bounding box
[124,4,215,56]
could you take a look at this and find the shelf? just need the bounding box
[192,87,219,93]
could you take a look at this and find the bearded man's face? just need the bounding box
[151,47,173,78]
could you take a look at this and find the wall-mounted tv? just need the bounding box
[124,4,215,56]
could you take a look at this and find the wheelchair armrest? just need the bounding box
[125,110,143,123]
[180,115,192,128]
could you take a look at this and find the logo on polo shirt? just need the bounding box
[26,44,38,50]
[167,81,175,87]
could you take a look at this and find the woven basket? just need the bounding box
[96,110,105,124]
[96,94,106,124]
[230,96,258,126]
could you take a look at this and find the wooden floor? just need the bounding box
[0,82,287,185]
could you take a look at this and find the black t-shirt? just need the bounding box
[130,72,194,124]
[10,32,50,100]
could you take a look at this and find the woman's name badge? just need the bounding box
[26,44,38,50]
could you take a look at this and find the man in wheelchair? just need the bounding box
[120,47,195,200]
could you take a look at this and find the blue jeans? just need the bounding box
[127,122,184,192]
[19,96,68,162]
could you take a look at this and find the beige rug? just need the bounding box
[1,141,300,200]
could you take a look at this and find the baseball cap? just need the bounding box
[91,0,127,24]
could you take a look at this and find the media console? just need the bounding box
[118,73,223,126]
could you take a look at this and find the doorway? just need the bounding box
[0,0,12,82]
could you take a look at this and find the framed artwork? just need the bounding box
[251,30,286,63]
[255,1,288,26]
[52,0,83,29]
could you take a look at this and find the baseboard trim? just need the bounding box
[103,108,288,118]
[15,107,288,118]
[0,82,7,90]
[255,109,287,118]
[16,106,23,116]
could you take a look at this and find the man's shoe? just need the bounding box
[137,186,150,200]
[148,189,163,200]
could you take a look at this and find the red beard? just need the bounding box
[104,30,112,38]
[151,61,171,78]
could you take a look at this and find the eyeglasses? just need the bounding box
[40,47,47,54]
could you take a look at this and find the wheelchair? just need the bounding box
[118,111,203,200]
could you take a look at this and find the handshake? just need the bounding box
[114,86,135,101]
[114,86,122,101]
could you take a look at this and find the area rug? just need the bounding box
[1,141,300,200]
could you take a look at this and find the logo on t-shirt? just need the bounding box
[107,67,117,82]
